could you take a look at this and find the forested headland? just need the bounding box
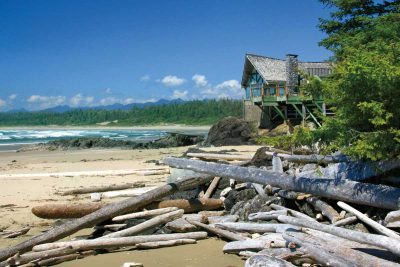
[0,99,242,126]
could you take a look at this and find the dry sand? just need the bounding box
[0,144,261,266]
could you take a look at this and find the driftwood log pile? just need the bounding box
[1,149,400,266]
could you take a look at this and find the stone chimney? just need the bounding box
[285,54,299,93]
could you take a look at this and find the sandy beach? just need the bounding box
[0,144,261,266]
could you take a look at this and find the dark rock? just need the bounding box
[246,147,272,167]
[224,189,257,212]
[230,194,284,221]
[204,117,254,146]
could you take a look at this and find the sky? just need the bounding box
[0,0,332,111]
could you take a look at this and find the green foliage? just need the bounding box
[0,99,243,126]
[300,72,324,98]
[313,0,400,160]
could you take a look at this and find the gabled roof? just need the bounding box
[241,54,332,87]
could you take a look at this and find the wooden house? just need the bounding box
[241,54,332,128]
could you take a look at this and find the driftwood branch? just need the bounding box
[58,182,145,195]
[215,222,300,234]
[270,204,316,222]
[186,219,246,241]
[163,157,400,210]
[306,197,341,223]
[203,177,221,199]
[31,203,103,219]
[333,216,357,227]
[135,238,196,249]
[186,153,253,161]
[148,198,223,213]
[112,207,179,222]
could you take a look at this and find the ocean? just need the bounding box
[0,129,171,151]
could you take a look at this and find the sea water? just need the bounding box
[0,129,169,151]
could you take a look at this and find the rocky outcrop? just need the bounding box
[204,117,254,146]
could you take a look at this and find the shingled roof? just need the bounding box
[241,54,332,87]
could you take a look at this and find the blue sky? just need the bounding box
[0,0,332,111]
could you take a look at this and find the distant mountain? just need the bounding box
[6,108,29,113]
[27,98,186,113]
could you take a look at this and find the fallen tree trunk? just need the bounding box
[59,182,145,195]
[215,222,300,234]
[338,201,400,240]
[32,232,208,252]
[135,238,196,249]
[0,176,211,261]
[102,209,184,238]
[32,203,103,219]
[17,251,95,267]
[163,157,400,210]
[203,177,221,199]
[306,197,341,223]
[278,215,400,257]
[186,153,253,161]
[147,198,223,213]
[112,207,179,222]
[186,220,246,241]
[265,151,347,163]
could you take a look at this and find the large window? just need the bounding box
[279,87,286,96]
[269,86,276,96]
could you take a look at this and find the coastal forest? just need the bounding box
[0,99,242,126]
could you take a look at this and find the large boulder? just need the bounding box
[204,117,253,146]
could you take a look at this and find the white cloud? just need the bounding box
[0,98,6,108]
[122,98,135,104]
[160,75,186,87]
[140,75,150,81]
[192,74,208,87]
[69,94,94,107]
[8,94,17,100]
[201,79,242,99]
[171,90,188,99]
[215,80,241,90]
[99,97,119,106]
[26,95,66,109]
[105,88,112,94]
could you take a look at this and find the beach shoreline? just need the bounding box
[0,125,211,131]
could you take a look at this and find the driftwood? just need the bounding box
[207,215,238,224]
[121,263,143,267]
[215,222,300,234]
[337,201,400,239]
[278,215,400,256]
[163,157,400,210]
[94,224,127,231]
[203,177,221,199]
[282,232,357,267]
[277,190,311,200]
[252,183,265,196]
[270,204,316,222]
[0,176,211,261]
[148,198,223,213]
[135,238,196,249]
[333,216,358,227]
[245,254,296,267]
[91,187,158,201]
[306,197,341,223]
[31,203,103,219]
[59,182,145,195]
[3,227,30,238]
[385,210,400,225]
[102,209,184,238]
[165,214,205,233]
[186,220,246,241]
[18,251,95,267]
[186,153,253,161]
[33,232,207,252]
[223,234,286,253]
[112,207,179,222]
[248,210,287,221]
[266,151,347,163]
[257,247,313,266]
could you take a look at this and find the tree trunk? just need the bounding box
[0,176,210,261]
[32,203,103,219]
[278,215,400,257]
[59,182,145,195]
[186,219,246,241]
[337,201,400,239]
[112,207,179,222]
[306,197,341,223]
[32,232,208,252]
[163,157,400,210]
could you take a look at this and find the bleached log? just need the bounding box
[252,183,265,196]
[266,151,347,163]
[135,238,196,249]
[385,210,400,225]
[163,157,400,210]
[19,251,95,267]
[333,216,357,227]
[278,215,400,256]
[186,153,253,161]
[245,254,296,267]
[223,234,286,253]
[186,219,246,241]
[112,207,179,222]
[102,209,184,238]
[282,232,357,267]
[257,247,313,266]
[386,221,400,228]
[94,224,127,231]
[165,214,205,233]
[277,190,311,200]
[270,204,316,222]
[248,210,287,221]
[33,232,208,252]
[149,198,223,213]
[215,222,300,234]
[207,215,238,224]
[32,203,103,219]
[203,177,221,199]
[3,227,30,238]
[0,176,211,261]
[306,197,341,223]
[59,182,145,195]
[91,187,158,201]
[337,201,400,239]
